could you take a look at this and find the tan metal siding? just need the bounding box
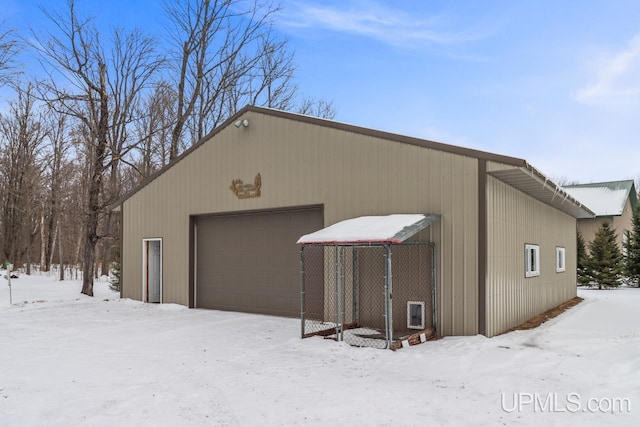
[577,217,613,253]
[122,110,479,336]
[486,175,577,337]
[578,197,633,252]
[615,197,635,249]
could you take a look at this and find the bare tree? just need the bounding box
[165,0,301,158]
[133,82,177,178]
[297,96,337,120]
[248,35,297,110]
[0,0,338,285]
[33,1,109,295]
[97,27,164,277]
[0,22,20,88]
[106,27,164,196]
[39,112,71,272]
[33,0,162,295]
[0,84,46,267]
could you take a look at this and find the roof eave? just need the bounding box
[489,162,595,219]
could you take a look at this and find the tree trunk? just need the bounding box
[81,217,98,296]
[49,220,59,268]
[81,62,109,297]
[58,219,64,281]
[26,251,31,274]
[74,226,83,267]
[82,157,102,295]
[23,204,39,275]
[82,176,98,294]
[39,203,46,270]
[2,195,17,264]
[45,197,57,271]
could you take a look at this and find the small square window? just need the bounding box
[525,244,540,278]
[556,247,566,273]
[407,301,425,329]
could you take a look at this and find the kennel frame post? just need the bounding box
[300,246,305,339]
[336,245,345,341]
[352,247,359,327]
[384,244,393,349]
[431,242,437,335]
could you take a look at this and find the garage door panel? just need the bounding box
[196,207,323,317]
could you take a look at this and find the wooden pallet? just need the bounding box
[390,327,437,350]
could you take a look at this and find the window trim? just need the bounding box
[525,244,540,278]
[556,246,566,273]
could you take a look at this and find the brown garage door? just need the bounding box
[196,207,323,317]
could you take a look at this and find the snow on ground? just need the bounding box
[1,274,639,426]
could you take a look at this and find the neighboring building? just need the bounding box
[563,180,638,251]
[117,106,593,338]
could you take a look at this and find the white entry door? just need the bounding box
[143,239,162,303]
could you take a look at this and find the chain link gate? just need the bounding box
[300,242,435,349]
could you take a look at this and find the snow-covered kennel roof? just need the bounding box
[296,214,441,245]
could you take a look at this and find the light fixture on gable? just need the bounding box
[234,119,249,128]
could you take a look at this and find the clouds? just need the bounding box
[567,33,640,181]
[275,0,640,183]
[574,34,640,108]
[278,0,486,48]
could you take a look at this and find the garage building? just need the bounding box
[118,106,593,338]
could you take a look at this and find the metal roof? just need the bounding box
[562,180,638,217]
[489,163,595,219]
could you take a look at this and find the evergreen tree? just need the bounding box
[623,204,640,287]
[576,229,591,286]
[110,249,121,292]
[588,222,622,289]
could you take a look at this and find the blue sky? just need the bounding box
[5,0,640,183]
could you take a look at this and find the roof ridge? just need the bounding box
[563,179,634,189]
